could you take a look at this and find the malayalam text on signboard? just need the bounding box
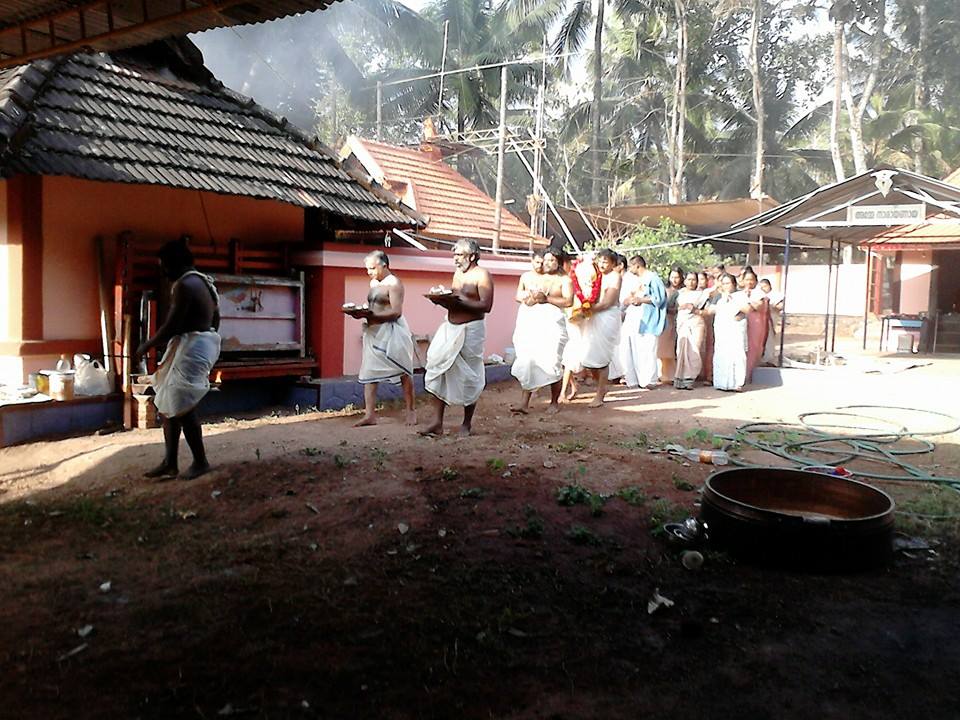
[846,204,926,225]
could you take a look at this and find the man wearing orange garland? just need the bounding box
[561,249,622,407]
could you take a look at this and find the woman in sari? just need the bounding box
[760,278,784,364]
[674,272,707,389]
[697,271,715,383]
[709,273,753,391]
[740,268,769,381]
[657,268,683,383]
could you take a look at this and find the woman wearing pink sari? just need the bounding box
[740,269,769,382]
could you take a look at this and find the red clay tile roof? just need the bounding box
[344,137,546,250]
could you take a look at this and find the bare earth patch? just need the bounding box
[2,372,960,719]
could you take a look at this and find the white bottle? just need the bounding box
[55,353,71,372]
[684,449,729,466]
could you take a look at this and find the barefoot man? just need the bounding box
[578,248,623,407]
[510,248,572,414]
[347,250,417,427]
[136,240,221,480]
[421,238,494,437]
[618,255,666,389]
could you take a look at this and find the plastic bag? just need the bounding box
[74,354,113,396]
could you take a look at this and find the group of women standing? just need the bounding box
[660,265,780,392]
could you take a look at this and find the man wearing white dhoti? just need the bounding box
[135,239,221,480]
[511,249,573,414]
[345,250,416,427]
[575,248,622,408]
[421,239,494,437]
[618,255,666,389]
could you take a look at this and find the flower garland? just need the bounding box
[569,259,602,310]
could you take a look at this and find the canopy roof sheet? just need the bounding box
[731,168,960,246]
[860,214,960,251]
[584,197,780,238]
[0,42,415,225]
[0,1,337,68]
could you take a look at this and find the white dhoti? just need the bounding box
[359,318,414,384]
[618,307,659,388]
[713,316,748,391]
[511,304,567,391]
[425,319,486,406]
[580,305,621,370]
[561,318,584,373]
[152,330,221,417]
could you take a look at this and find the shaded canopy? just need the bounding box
[730,169,960,246]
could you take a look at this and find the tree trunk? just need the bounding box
[830,17,845,181]
[668,0,687,204]
[842,0,886,174]
[590,0,606,205]
[912,0,928,174]
[748,0,764,199]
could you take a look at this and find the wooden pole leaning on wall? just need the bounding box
[94,235,117,387]
[122,314,133,430]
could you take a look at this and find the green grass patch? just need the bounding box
[648,498,690,534]
[566,524,601,546]
[894,486,960,539]
[616,486,647,506]
[556,483,592,507]
[486,458,506,473]
[616,433,650,450]
[554,439,588,453]
[506,506,545,539]
[440,467,459,482]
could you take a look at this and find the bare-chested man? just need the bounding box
[510,248,573,414]
[566,248,622,408]
[421,238,494,437]
[346,250,416,427]
[135,239,221,480]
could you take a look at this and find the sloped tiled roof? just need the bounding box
[945,167,960,187]
[0,48,414,226]
[343,136,546,249]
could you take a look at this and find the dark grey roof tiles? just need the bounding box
[0,50,413,226]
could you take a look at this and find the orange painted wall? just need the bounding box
[41,176,304,340]
[299,244,529,377]
[1,176,305,386]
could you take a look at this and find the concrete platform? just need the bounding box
[0,365,516,447]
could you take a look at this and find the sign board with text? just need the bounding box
[846,204,926,225]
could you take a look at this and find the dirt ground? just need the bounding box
[2,364,960,719]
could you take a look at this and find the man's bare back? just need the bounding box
[173,273,219,334]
